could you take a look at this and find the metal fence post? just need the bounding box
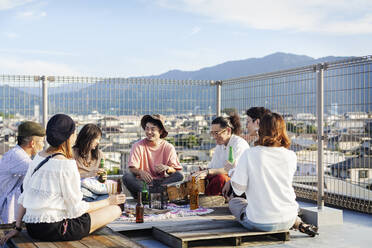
[216,80,222,116]
[41,76,48,128]
[316,64,325,210]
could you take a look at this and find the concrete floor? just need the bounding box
[127,201,372,248]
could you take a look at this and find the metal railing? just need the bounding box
[0,56,371,213]
[222,55,372,213]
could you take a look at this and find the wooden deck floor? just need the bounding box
[0,226,143,248]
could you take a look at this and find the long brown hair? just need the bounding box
[46,136,74,159]
[73,124,102,160]
[255,112,291,148]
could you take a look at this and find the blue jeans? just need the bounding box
[122,171,184,198]
[81,187,109,202]
[239,214,295,232]
[229,197,296,232]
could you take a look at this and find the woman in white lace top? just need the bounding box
[0,114,126,243]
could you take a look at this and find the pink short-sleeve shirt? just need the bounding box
[128,139,181,179]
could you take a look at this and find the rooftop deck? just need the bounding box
[2,201,370,247]
[108,201,372,248]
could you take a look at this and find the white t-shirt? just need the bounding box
[19,154,89,223]
[208,135,249,170]
[231,146,299,224]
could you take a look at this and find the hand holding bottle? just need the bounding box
[108,194,126,205]
[97,158,107,183]
[224,160,235,173]
[97,168,107,181]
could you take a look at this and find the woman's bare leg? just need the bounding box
[89,205,121,233]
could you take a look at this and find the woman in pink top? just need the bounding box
[122,114,183,198]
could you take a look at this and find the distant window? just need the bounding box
[359,170,369,179]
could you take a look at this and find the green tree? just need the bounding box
[286,122,296,133]
[165,137,175,145]
[306,125,317,134]
[175,135,200,148]
[0,112,14,118]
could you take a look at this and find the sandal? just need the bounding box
[298,222,319,237]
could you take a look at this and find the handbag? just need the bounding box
[81,177,108,195]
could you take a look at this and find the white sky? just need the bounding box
[0,0,371,77]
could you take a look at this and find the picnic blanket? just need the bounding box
[118,203,214,222]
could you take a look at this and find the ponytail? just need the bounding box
[212,113,242,135]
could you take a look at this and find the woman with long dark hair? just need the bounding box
[73,124,104,179]
[73,124,109,202]
[192,113,249,196]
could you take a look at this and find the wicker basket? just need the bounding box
[167,183,187,201]
[167,179,206,201]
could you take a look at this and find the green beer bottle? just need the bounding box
[97,158,107,183]
[228,146,234,163]
[142,181,149,205]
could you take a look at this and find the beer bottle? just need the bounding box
[142,181,149,205]
[136,192,144,223]
[116,178,125,212]
[97,158,107,183]
[228,146,234,163]
[189,176,199,210]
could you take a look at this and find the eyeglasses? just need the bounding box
[210,129,227,137]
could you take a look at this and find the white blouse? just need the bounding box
[208,135,249,171]
[18,154,89,223]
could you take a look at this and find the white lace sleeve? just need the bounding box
[230,149,250,196]
[60,163,89,218]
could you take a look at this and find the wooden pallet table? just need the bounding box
[152,219,290,248]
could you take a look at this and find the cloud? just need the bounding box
[155,0,372,34]
[0,57,81,76]
[0,0,34,10]
[0,48,77,56]
[3,32,19,38]
[189,26,201,36]
[16,10,46,18]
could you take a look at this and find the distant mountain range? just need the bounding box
[1,52,366,116]
[149,52,351,80]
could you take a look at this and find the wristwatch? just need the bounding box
[14,225,22,232]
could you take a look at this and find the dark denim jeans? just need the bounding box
[122,171,184,198]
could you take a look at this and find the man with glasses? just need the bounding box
[122,114,184,198]
[0,121,46,224]
[191,114,249,197]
